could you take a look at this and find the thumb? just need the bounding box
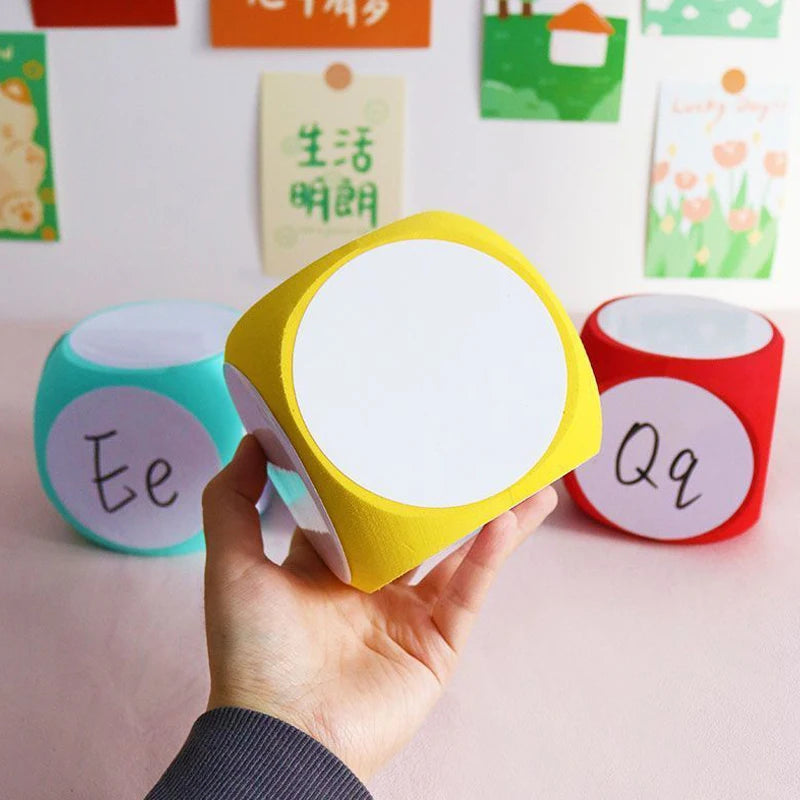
[202,434,269,576]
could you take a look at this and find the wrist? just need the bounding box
[207,690,328,761]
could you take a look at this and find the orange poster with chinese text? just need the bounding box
[210,0,431,48]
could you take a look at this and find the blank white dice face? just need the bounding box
[292,239,568,508]
[224,363,351,583]
[597,295,774,360]
[574,377,755,540]
[69,301,241,369]
[46,386,221,549]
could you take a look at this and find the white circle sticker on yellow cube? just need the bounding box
[292,239,568,508]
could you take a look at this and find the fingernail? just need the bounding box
[234,435,252,459]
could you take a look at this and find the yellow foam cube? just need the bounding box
[225,212,601,592]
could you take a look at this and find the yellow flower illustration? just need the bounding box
[660,215,676,234]
[41,226,57,241]
[706,173,716,187]
[748,230,763,246]
[695,246,711,266]
[668,144,678,158]
[752,131,762,145]
[23,60,45,80]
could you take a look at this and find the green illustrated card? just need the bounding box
[646,79,790,280]
[481,1,629,122]
[0,32,58,241]
[643,0,784,38]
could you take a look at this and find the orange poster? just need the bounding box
[210,0,431,48]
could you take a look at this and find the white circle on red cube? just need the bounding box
[68,301,239,369]
[46,386,220,549]
[597,295,773,360]
[574,377,755,540]
[292,239,568,508]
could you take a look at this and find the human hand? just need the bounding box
[202,435,557,781]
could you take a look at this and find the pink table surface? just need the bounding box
[1,317,799,800]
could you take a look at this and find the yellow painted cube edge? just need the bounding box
[226,212,601,592]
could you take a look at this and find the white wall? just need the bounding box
[2,0,800,321]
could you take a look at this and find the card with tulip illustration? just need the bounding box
[0,32,58,241]
[643,0,784,38]
[646,80,789,280]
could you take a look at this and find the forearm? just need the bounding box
[146,707,372,800]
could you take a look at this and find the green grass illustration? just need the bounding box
[481,14,627,122]
[646,185,777,280]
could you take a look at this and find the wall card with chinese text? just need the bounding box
[260,71,405,278]
[211,0,431,48]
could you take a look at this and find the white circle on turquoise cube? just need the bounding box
[68,301,240,368]
[46,386,220,550]
[34,301,243,555]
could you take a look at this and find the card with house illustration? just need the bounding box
[211,0,431,47]
[260,71,404,278]
[31,0,177,26]
[0,32,58,242]
[646,78,790,280]
[643,0,784,38]
[481,1,629,122]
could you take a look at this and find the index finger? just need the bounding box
[202,434,270,577]
[430,487,557,652]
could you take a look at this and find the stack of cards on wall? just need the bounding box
[481,1,629,122]
[31,0,177,26]
[260,66,404,278]
[647,70,790,279]
[33,302,256,555]
[0,33,58,241]
[210,0,431,47]
[564,294,783,544]
[225,211,602,592]
[643,0,785,38]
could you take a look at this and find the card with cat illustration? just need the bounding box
[0,32,58,242]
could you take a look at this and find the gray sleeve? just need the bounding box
[146,707,373,800]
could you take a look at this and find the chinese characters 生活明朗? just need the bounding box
[248,0,390,29]
[290,123,378,227]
